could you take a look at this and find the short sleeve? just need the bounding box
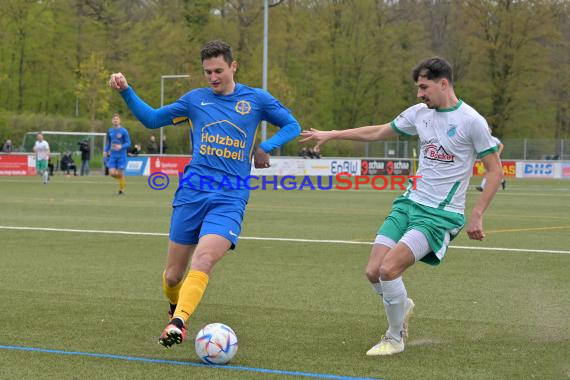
[471,115,498,158]
[391,104,422,136]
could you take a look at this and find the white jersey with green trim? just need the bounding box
[391,100,498,214]
[33,140,50,160]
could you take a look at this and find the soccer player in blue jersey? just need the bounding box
[104,114,131,194]
[109,40,301,348]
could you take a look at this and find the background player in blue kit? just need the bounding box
[109,40,301,347]
[104,114,131,194]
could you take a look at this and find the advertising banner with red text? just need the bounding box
[362,159,412,176]
[148,156,192,176]
[561,163,570,179]
[0,154,36,176]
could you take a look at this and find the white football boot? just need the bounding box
[366,333,404,356]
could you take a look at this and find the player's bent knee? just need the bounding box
[164,268,185,287]
[379,263,400,281]
[365,267,381,283]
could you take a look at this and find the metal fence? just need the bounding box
[360,139,569,160]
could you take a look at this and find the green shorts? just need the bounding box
[377,196,465,265]
[36,159,48,172]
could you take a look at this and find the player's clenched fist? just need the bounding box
[109,73,129,91]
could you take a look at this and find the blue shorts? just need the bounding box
[169,192,246,249]
[107,155,126,170]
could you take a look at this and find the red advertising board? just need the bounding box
[148,156,191,175]
[0,154,35,176]
[361,159,412,175]
[562,163,570,178]
[472,160,516,177]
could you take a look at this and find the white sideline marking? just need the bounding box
[0,225,569,255]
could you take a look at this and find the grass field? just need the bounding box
[0,174,569,379]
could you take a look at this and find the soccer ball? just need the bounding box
[195,323,238,364]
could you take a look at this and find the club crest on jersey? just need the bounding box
[116,133,122,138]
[424,144,454,162]
[447,124,457,137]
[235,100,252,115]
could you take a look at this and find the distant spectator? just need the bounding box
[147,135,158,154]
[310,146,321,159]
[48,157,55,177]
[161,135,168,154]
[78,140,91,176]
[299,146,309,159]
[61,152,77,176]
[1,139,13,153]
[129,143,142,156]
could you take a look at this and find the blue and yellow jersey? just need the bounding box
[121,83,300,204]
[105,127,131,157]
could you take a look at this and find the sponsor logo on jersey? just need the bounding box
[423,144,455,162]
[235,100,252,115]
[200,120,247,161]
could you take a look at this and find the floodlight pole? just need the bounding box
[261,0,269,143]
[160,75,190,154]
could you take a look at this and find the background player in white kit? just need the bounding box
[301,57,503,356]
[33,133,50,184]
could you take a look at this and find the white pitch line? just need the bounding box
[1,225,569,254]
[0,226,168,236]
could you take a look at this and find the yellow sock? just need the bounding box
[162,271,183,305]
[119,176,126,191]
[173,270,209,322]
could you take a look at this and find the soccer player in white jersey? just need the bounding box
[301,57,503,356]
[33,133,50,184]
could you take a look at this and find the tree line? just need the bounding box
[1,0,569,155]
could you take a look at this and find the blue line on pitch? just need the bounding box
[0,345,382,380]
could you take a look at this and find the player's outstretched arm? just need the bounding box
[466,152,503,241]
[108,72,172,129]
[255,115,302,169]
[299,123,396,149]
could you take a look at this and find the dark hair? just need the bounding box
[412,57,453,84]
[201,40,233,66]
